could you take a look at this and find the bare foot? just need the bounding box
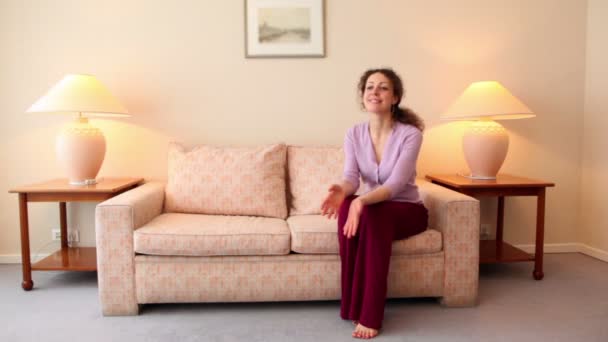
[352,323,379,339]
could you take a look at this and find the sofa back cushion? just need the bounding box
[165,142,288,219]
[287,146,343,215]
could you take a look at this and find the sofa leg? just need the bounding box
[101,303,140,316]
[439,296,478,307]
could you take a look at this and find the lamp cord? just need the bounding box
[30,240,60,264]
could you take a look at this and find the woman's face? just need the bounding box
[363,72,398,114]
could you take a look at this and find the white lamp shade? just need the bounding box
[27,74,129,117]
[442,81,534,121]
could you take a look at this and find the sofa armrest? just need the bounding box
[95,181,165,315]
[417,179,480,306]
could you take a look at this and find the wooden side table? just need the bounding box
[9,177,143,290]
[425,174,554,280]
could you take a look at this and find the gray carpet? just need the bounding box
[1,253,607,342]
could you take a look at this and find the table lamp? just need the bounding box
[442,81,534,179]
[26,74,129,185]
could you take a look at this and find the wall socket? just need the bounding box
[480,224,491,240]
[51,228,79,243]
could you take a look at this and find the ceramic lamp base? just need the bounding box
[459,173,500,180]
[68,178,100,186]
[56,117,106,186]
[462,120,509,179]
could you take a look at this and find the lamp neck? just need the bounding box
[75,115,89,124]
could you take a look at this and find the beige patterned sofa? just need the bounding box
[95,143,480,315]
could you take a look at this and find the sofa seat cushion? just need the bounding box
[134,213,291,256]
[287,215,442,255]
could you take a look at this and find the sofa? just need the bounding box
[95,143,480,316]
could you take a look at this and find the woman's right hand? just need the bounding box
[321,184,346,219]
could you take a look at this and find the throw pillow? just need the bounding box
[165,142,288,219]
[287,146,344,215]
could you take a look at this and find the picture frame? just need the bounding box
[245,0,325,58]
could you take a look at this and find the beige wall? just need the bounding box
[581,0,608,253]
[0,0,589,257]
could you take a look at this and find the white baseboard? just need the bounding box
[514,243,608,263]
[578,244,608,263]
[0,254,50,264]
[1,244,607,264]
[515,243,581,254]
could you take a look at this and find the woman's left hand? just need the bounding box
[344,198,364,239]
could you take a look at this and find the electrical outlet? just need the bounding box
[480,224,491,240]
[51,229,61,241]
[51,228,80,242]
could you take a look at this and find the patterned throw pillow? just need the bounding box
[165,143,288,219]
[287,146,344,215]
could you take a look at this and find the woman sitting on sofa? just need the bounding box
[321,68,428,339]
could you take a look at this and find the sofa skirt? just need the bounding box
[134,252,444,304]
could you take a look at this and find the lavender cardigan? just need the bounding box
[343,121,423,204]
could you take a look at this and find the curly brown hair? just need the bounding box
[357,68,424,131]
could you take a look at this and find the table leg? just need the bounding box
[60,202,68,249]
[533,189,546,280]
[496,196,505,257]
[18,194,33,291]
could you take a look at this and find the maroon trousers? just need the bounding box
[338,195,428,330]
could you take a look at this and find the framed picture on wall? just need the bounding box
[245,0,325,58]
